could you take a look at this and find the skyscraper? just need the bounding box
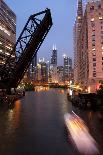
[50,45,58,83]
[36,58,48,83]
[51,45,57,66]
[57,66,64,84]
[74,0,103,92]
[0,0,16,65]
[63,55,69,82]
[27,54,37,81]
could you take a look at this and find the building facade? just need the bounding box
[63,55,69,82]
[74,0,103,92]
[74,0,83,84]
[57,66,64,84]
[49,45,58,83]
[0,0,16,65]
[35,58,48,84]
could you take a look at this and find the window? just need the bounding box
[93,58,96,61]
[90,6,94,11]
[101,31,103,34]
[99,17,103,20]
[93,63,96,67]
[92,53,96,56]
[101,41,103,44]
[93,72,96,77]
[92,48,95,51]
[102,62,103,65]
[91,18,94,22]
[101,26,103,29]
[102,57,103,60]
[101,36,103,39]
[92,31,95,35]
[92,43,95,47]
[92,28,95,31]
[93,68,96,71]
[91,22,95,27]
[98,5,101,9]
[92,35,95,40]
[100,21,103,24]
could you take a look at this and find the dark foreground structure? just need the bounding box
[0,9,53,93]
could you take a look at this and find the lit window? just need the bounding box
[0,24,10,36]
[78,16,81,19]
[92,48,95,51]
[0,42,2,45]
[102,47,103,50]
[91,18,94,21]
[92,53,96,56]
[99,17,103,20]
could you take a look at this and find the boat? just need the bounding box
[64,111,99,154]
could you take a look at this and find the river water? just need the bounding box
[0,88,102,155]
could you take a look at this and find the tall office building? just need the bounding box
[51,45,57,66]
[50,45,58,83]
[63,55,69,82]
[0,0,16,65]
[36,58,48,83]
[68,57,73,81]
[57,66,64,84]
[74,0,103,92]
[27,54,37,81]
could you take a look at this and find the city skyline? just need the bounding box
[5,0,78,65]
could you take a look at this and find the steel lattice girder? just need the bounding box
[0,8,53,89]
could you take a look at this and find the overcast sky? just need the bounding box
[5,0,79,65]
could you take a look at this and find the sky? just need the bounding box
[5,0,78,65]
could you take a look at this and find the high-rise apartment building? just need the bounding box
[0,0,16,65]
[74,0,83,83]
[74,0,103,92]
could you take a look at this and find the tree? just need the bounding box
[97,85,103,96]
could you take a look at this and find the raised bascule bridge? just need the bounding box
[0,8,53,96]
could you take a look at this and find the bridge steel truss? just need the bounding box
[0,8,53,91]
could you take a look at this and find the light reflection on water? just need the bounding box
[6,100,21,133]
[35,86,50,92]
